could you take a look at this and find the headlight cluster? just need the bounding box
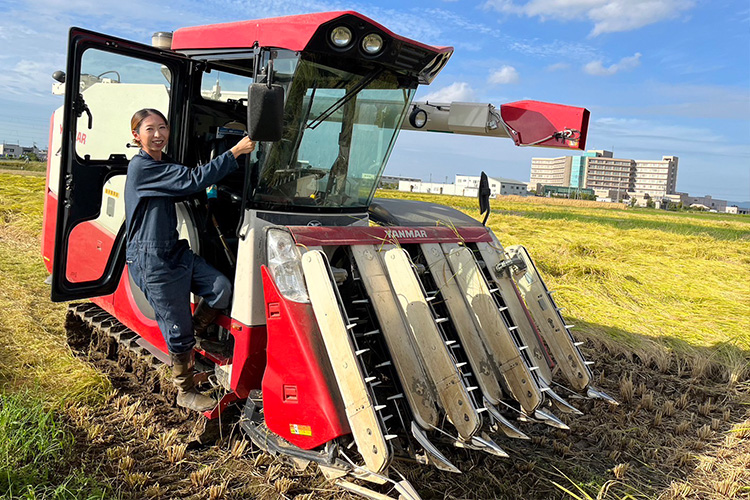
[266,228,309,303]
[329,25,384,55]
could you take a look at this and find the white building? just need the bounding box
[0,143,22,158]
[633,156,678,198]
[398,174,529,197]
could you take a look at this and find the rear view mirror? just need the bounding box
[247,83,284,142]
[478,171,491,226]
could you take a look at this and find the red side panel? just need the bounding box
[65,221,116,282]
[228,321,266,398]
[500,100,589,150]
[41,114,56,274]
[41,194,57,274]
[288,225,492,247]
[261,266,349,450]
[171,11,451,54]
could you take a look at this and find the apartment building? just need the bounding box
[530,150,678,201]
[633,156,678,198]
[583,154,636,199]
[529,156,571,192]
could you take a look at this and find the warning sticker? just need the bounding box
[289,424,312,437]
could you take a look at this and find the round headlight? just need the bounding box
[362,33,384,55]
[409,108,428,129]
[330,26,353,48]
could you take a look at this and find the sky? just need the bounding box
[1,0,748,201]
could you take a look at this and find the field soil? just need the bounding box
[64,316,750,500]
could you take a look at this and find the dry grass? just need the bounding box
[0,174,110,405]
[0,174,746,499]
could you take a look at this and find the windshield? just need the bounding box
[252,58,414,211]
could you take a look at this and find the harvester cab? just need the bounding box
[43,11,615,499]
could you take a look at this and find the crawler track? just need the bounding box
[63,302,339,499]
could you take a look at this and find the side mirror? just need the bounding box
[478,171,491,226]
[247,83,284,142]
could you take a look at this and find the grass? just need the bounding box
[377,190,750,379]
[0,160,46,173]
[0,174,110,404]
[0,392,111,499]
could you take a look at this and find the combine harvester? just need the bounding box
[43,11,616,499]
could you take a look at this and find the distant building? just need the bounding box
[726,206,749,215]
[529,156,572,192]
[379,174,421,189]
[399,174,529,197]
[0,143,22,158]
[530,150,678,202]
[633,156,678,198]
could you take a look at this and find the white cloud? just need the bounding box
[546,62,570,71]
[584,52,641,76]
[484,0,696,36]
[488,65,520,84]
[420,82,477,102]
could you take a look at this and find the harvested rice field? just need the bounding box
[0,173,747,499]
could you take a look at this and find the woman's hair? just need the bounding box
[130,108,169,146]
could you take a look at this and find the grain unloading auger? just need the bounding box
[44,11,615,499]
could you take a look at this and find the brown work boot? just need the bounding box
[192,299,220,338]
[170,350,216,412]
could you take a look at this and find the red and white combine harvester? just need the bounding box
[43,11,615,499]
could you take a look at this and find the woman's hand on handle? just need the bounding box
[230,136,256,159]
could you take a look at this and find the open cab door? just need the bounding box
[50,28,192,301]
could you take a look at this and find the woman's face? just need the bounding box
[133,114,169,158]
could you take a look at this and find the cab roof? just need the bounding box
[171,11,452,55]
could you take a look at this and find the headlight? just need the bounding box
[266,228,309,303]
[330,26,353,48]
[362,33,384,55]
[409,107,427,128]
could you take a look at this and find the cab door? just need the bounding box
[50,28,193,301]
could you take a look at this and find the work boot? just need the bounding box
[170,350,216,412]
[192,299,220,338]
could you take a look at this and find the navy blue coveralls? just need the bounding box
[124,149,239,354]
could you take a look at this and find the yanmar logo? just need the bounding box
[385,229,428,239]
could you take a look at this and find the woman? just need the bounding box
[125,108,255,412]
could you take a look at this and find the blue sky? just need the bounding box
[1,0,748,200]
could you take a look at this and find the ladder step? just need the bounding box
[385,434,398,441]
[435,317,449,324]
[355,348,370,356]
[375,361,392,368]
[467,386,478,392]
[364,377,377,383]
[498,306,508,312]
[488,287,499,293]
[585,361,595,366]
[352,299,369,304]
[507,325,518,332]
[382,414,393,423]
[387,393,405,401]
[445,340,457,346]
[477,407,488,413]
[363,329,380,337]
[455,362,467,368]
[565,324,575,329]
[374,405,387,412]
[529,366,539,372]
[346,323,356,330]
[518,345,529,351]
[574,341,584,347]
[425,296,436,302]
